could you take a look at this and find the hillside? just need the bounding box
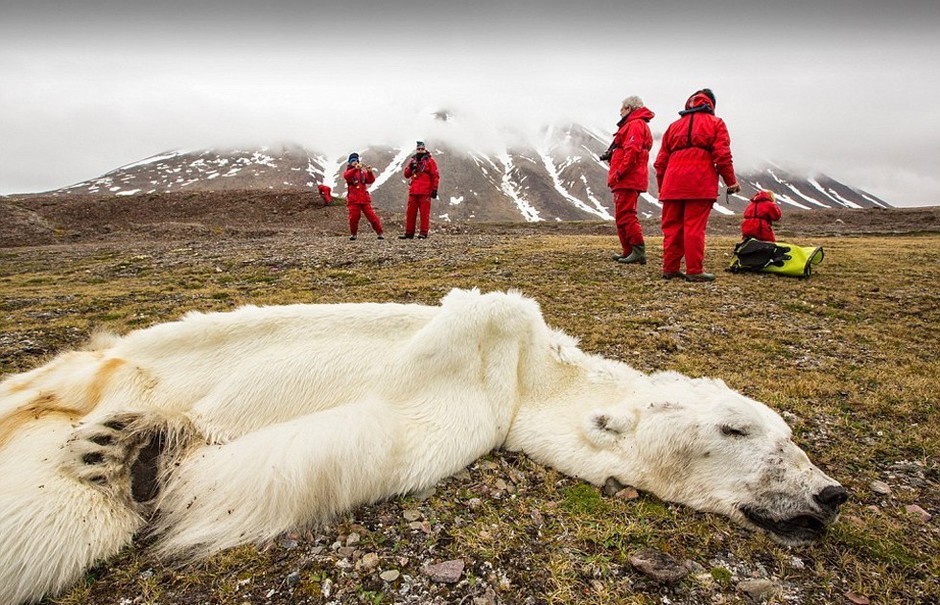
[0,189,933,249]
[0,223,937,605]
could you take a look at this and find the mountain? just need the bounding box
[45,127,891,221]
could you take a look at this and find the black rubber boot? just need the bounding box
[617,244,646,265]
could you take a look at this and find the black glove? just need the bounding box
[431,189,438,199]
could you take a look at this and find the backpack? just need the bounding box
[729,238,825,278]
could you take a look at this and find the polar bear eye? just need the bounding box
[720,424,748,438]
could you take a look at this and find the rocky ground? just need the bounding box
[2,190,939,248]
[1,193,938,605]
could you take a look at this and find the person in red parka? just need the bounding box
[654,88,740,282]
[399,141,440,239]
[317,183,332,205]
[605,95,654,265]
[741,190,782,242]
[343,152,384,241]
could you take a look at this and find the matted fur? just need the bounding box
[0,289,845,605]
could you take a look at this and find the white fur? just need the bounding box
[0,288,843,605]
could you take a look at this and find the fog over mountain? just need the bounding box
[2,0,938,206]
[44,117,889,222]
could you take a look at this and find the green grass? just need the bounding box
[1,231,938,604]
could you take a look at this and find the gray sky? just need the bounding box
[2,0,939,206]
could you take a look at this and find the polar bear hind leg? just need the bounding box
[0,410,195,605]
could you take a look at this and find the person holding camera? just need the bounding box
[604,96,655,265]
[654,88,740,282]
[400,141,440,239]
[343,152,384,241]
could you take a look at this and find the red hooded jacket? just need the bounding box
[343,167,375,204]
[741,190,782,241]
[608,106,655,192]
[404,153,440,196]
[654,92,737,201]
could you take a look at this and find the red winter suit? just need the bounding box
[403,152,440,237]
[741,191,782,242]
[607,106,654,256]
[654,92,738,276]
[317,184,332,204]
[343,166,383,237]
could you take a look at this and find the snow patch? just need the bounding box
[496,151,541,222]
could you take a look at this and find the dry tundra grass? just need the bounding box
[0,227,938,605]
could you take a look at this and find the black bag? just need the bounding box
[729,238,824,277]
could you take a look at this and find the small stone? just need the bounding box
[345,532,360,546]
[380,569,401,582]
[403,509,422,521]
[603,477,626,496]
[321,578,333,598]
[629,548,689,583]
[358,552,380,571]
[285,571,300,587]
[468,497,483,510]
[737,578,777,601]
[279,538,298,549]
[869,480,891,495]
[337,546,356,558]
[845,591,871,604]
[789,556,805,570]
[424,559,465,583]
[412,487,436,500]
[904,504,932,522]
[615,487,640,500]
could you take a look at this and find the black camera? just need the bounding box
[598,150,613,162]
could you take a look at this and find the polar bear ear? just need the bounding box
[583,409,635,449]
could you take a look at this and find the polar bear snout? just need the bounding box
[813,484,849,513]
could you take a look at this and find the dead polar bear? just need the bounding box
[0,288,847,605]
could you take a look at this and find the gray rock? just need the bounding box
[286,571,301,587]
[869,480,891,495]
[403,509,422,521]
[629,548,689,584]
[737,578,778,602]
[380,569,401,582]
[603,477,626,496]
[358,552,380,571]
[904,504,932,522]
[424,559,465,583]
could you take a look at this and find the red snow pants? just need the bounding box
[405,194,431,236]
[661,199,713,275]
[348,202,383,236]
[613,189,645,255]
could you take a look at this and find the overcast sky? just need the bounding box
[2,0,939,206]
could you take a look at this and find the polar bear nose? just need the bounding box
[813,485,849,511]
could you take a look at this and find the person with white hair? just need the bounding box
[603,96,655,265]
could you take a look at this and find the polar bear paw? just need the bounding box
[63,412,167,505]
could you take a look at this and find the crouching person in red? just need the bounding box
[654,88,740,282]
[606,95,654,265]
[741,190,782,242]
[400,141,440,239]
[317,183,332,205]
[343,153,384,241]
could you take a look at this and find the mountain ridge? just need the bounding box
[33,126,891,221]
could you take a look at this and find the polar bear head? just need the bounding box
[583,371,847,545]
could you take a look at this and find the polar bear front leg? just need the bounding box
[64,411,195,507]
